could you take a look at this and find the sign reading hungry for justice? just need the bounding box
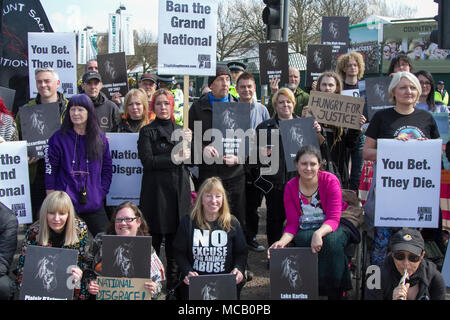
[308,91,364,130]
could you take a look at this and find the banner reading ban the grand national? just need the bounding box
[158,0,218,76]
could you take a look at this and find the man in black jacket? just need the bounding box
[188,65,246,233]
[0,202,18,300]
[81,71,121,133]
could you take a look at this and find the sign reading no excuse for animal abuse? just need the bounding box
[158,0,218,76]
[308,91,364,130]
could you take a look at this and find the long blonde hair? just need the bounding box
[190,177,233,232]
[38,191,80,246]
[123,88,149,131]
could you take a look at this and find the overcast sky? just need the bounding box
[40,0,439,36]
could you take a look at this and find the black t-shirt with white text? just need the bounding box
[365,108,440,140]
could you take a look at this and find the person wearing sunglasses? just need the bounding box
[378,229,445,300]
[85,201,165,299]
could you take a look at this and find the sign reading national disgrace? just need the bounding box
[308,91,364,130]
[158,0,218,76]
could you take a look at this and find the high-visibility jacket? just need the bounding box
[435,90,449,106]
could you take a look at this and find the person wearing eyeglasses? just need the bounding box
[378,229,445,300]
[414,71,448,114]
[45,94,113,237]
[85,202,165,299]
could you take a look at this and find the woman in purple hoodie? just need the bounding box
[45,94,112,236]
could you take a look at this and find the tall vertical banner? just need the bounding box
[121,14,135,56]
[158,0,218,76]
[375,139,441,228]
[0,141,32,224]
[0,0,54,112]
[87,31,98,60]
[106,133,143,206]
[28,32,77,98]
[108,13,120,53]
[78,31,87,65]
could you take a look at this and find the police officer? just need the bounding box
[227,61,247,99]
[157,75,184,126]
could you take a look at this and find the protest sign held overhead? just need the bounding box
[375,139,441,228]
[308,90,364,130]
[0,86,16,112]
[101,235,152,278]
[270,247,318,300]
[96,277,151,300]
[28,32,77,98]
[306,44,332,87]
[97,52,129,99]
[158,0,218,76]
[19,246,78,300]
[259,42,289,85]
[279,117,319,172]
[212,102,251,158]
[0,141,32,224]
[321,16,349,55]
[106,133,143,206]
[365,76,392,121]
[189,274,237,300]
[19,102,60,159]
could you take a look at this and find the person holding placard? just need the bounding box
[16,68,68,222]
[189,65,247,237]
[267,67,309,117]
[173,177,248,300]
[157,75,184,126]
[45,94,113,237]
[269,145,352,300]
[373,229,446,300]
[303,71,363,189]
[85,202,165,299]
[336,51,368,191]
[256,88,321,247]
[363,71,440,267]
[117,89,151,133]
[137,88,192,297]
[15,191,89,300]
[414,71,448,114]
[0,97,18,143]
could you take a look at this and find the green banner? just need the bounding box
[382,21,450,74]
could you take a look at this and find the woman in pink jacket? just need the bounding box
[269,145,351,299]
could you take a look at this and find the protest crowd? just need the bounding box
[1,3,450,303]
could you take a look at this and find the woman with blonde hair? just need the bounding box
[173,177,248,300]
[363,71,439,267]
[15,191,90,300]
[118,88,151,133]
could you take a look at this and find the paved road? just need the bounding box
[10,199,450,300]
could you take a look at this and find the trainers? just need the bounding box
[247,238,265,252]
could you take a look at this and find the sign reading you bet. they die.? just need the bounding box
[375,139,441,228]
